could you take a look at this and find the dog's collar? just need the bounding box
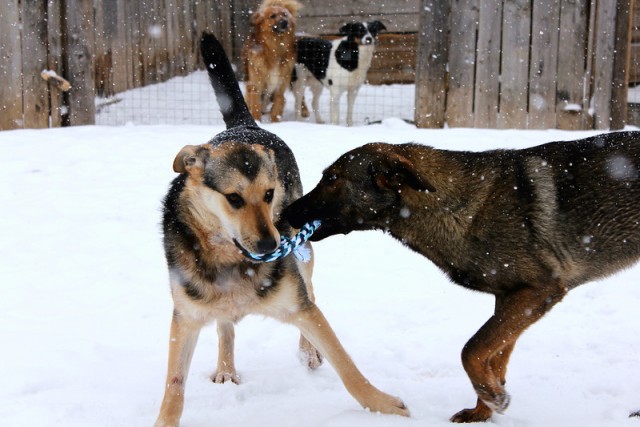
[239,220,321,263]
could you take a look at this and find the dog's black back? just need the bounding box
[296,38,333,81]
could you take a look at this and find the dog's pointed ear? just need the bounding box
[368,21,387,36]
[173,145,208,173]
[370,153,436,193]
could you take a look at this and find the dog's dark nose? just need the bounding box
[276,19,288,31]
[256,236,278,254]
[363,36,373,45]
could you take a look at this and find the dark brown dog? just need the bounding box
[283,132,640,422]
[154,32,408,427]
[243,0,300,122]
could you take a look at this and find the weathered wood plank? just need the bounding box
[473,0,502,128]
[298,14,419,35]
[110,0,129,94]
[631,43,640,83]
[46,0,65,127]
[555,0,588,130]
[528,0,560,129]
[592,0,617,129]
[21,0,50,128]
[64,0,96,125]
[368,33,417,85]
[0,0,23,130]
[498,0,531,129]
[300,0,419,17]
[414,0,449,128]
[609,0,633,130]
[446,0,478,127]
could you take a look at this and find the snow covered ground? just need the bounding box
[2,77,640,427]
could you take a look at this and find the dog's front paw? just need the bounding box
[450,399,494,423]
[211,371,240,384]
[478,389,510,414]
[360,390,410,417]
[153,418,178,427]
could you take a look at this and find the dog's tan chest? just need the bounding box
[170,263,301,324]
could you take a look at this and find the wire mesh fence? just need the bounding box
[95,70,416,126]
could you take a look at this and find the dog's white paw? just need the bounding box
[211,371,240,384]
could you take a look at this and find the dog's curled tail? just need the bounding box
[200,32,256,129]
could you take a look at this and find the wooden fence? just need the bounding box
[0,0,636,131]
[0,0,234,130]
[416,0,635,130]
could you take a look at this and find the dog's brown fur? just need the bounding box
[154,33,408,427]
[283,132,640,422]
[243,0,300,122]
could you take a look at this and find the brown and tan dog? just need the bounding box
[153,33,408,427]
[283,134,640,423]
[243,0,300,122]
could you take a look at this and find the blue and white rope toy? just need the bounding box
[241,220,321,263]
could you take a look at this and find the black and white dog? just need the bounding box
[293,21,386,126]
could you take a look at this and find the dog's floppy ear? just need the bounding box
[173,145,208,173]
[368,21,387,36]
[339,22,365,38]
[250,11,263,26]
[371,153,436,193]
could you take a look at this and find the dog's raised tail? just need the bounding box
[200,32,255,129]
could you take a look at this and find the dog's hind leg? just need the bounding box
[291,303,409,416]
[212,320,240,384]
[451,285,566,423]
[155,312,201,427]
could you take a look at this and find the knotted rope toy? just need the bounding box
[238,220,321,263]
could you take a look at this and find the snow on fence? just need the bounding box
[0,0,636,131]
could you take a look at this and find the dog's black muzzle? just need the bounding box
[274,19,289,33]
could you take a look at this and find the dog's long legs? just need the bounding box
[155,313,201,427]
[451,296,517,423]
[345,87,359,127]
[329,87,342,125]
[291,303,409,416]
[310,82,324,124]
[270,80,289,122]
[212,320,239,384]
[451,285,566,423]
[245,73,264,121]
[297,259,323,369]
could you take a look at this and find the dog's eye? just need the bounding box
[270,13,276,19]
[264,189,274,203]
[225,193,245,209]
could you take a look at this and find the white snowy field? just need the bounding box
[1,119,640,427]
[5,61,640,427]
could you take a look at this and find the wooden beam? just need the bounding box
[63,0,96,125]
[0,0,24,130]
[610,0,633,129]
[414,0,449,128]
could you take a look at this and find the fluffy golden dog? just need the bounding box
[243,0,300,122]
